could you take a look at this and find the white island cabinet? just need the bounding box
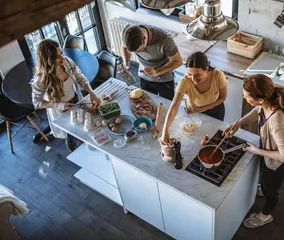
[158,154,259,240]
[111,156,165,232]
[159,182,213,240]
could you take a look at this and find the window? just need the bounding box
[24,30,43,56]
[22,2,100,56]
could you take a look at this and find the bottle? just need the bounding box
[117,58,136,86]
[174,139,183,170]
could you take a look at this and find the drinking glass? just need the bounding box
[137,127,148,145]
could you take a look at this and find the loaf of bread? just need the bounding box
[129,88,144,99]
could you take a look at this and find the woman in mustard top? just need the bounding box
[161,51,227,143]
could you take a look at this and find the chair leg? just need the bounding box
[6,121,14,153]
[32,111,43,120]
[26,116,49,142]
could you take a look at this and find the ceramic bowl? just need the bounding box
[133,117,152,133]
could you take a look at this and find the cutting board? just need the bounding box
[129,93,157,120]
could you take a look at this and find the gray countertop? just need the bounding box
[244,52,284,86]
[53,78,259,210]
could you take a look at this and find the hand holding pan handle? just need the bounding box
[223,142,248,154]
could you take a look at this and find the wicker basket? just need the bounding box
[227,32,263,59]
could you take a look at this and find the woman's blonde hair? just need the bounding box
[35,39,64,101]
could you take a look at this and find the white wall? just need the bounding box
[0,41,24,76]
[97,0,183,51]
[238,0,284,50]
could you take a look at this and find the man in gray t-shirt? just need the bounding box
[121,24,182,100]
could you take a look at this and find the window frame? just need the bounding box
[18,2,102,60]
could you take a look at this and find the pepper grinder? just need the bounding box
[173,139,183,170]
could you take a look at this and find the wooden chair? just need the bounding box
[0,93,49,153]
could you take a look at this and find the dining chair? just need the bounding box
[91,50,118,89]
[0,93,49,153]
[63,35,88,51]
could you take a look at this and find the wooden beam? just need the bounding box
[0,0,94,47]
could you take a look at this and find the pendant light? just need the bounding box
[140,0,190,9]
[186,0,239,41]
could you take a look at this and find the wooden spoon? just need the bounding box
[211,119,241,156]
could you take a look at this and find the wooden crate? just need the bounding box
[227,32,263,59]
[178,10,197,24]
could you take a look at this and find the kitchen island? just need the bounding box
[53,78,260,240]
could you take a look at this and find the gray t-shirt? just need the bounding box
[122,25,178,82]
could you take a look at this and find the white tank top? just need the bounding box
[61,76,75,102]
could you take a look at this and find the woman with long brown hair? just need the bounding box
[161,51,227,144]
[31,39,101,151]
[224,74,284,228]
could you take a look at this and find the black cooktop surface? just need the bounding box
[185,130,246,187]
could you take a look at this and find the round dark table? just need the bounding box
[2,48,99,108]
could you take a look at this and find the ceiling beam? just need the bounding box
[0,0,94,47]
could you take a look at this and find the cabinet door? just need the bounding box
[111,157,164,231]
[158,182,213,240]
[224,75,243,123]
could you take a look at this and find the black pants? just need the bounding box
[202,102,225,121]
[140,78,175,101]
[261,161,284,215]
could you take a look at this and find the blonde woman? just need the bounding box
[31,39,100,151]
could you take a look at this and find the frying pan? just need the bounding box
[198,143,248,168]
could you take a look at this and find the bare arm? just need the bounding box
[143,52,183,78]
[239,107,259,125]
[156,52,183,76]
[255,149,281,161]
[224,106,259,137]
[161,92,184,142]
[121,45,131,69]
[257,123,284,161]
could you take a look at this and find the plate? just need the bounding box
[107,115,135,136]
[129,92,157,120]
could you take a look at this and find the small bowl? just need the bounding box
[113,139,126,148]
[124,129,138,142]
[133,117,152,133]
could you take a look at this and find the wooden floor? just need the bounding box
[0,117,173,240]
[1,114,284,240]
[1,65,284,240]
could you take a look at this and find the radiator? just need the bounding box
[109,17,178,63]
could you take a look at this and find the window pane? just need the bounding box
[24,31,42,56]
[42,23,60,43]
[84,29,98,54]
[79,6,92,30]
[66,12,80,35]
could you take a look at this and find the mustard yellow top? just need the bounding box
[175,69,227,107]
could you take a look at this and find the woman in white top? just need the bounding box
[31,39,101,151]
